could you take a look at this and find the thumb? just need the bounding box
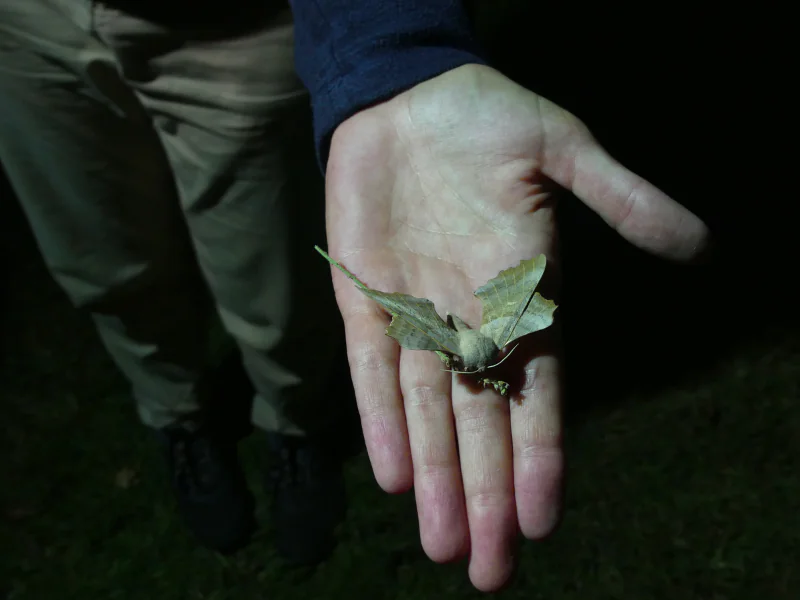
[542,112,710,262]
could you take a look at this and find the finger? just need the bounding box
[452,378,517,592]
[510,350,564,539]
[336,280,413,494]
[543,117,710,261]
[400,350,469,563]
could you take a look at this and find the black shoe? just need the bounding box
[157,424,255,554]
[265,432,347,566]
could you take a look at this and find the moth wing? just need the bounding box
[314,245,465,355]
[475,254,557,348]
[372,292,461,354]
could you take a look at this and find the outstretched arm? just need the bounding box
[289,3,709,593]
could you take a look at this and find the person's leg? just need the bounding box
[93,5,342,440]
[0,0,210,429]
[92,5,346,564]
[0,0,254,552]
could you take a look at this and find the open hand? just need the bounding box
[324,64,708,592]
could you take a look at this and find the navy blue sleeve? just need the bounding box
[288,1,489,170]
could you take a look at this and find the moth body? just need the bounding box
[456,329,500,373]
[446,312,500,372]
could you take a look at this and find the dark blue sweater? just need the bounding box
[289,1,488,170]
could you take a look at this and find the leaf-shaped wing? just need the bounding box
[315,246,461,355]
[378,294,460,353]
[475,254,557,348]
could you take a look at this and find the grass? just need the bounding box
[1,9,796,593]
[1,194,798,600]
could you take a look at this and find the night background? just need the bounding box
[1,2,796,598]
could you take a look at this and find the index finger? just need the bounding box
[334,272,413,494]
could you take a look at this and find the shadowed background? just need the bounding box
[1,2,796,598]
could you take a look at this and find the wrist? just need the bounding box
[289,1,489,169]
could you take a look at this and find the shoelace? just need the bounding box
[268,439,327,492]
[269,444,300,490]
[171,433,216,494]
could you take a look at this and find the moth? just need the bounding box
[315,246,557,396]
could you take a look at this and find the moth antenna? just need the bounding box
[486,343,520,370]
[501,295,537,348]
[441,343,519,374]
[499,256,546,347]
[314,245,370,291]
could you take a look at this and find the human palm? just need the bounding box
[324,65,708,592]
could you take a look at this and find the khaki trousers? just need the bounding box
[0,0,339,435]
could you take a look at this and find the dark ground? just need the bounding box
[1,3,797,599]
